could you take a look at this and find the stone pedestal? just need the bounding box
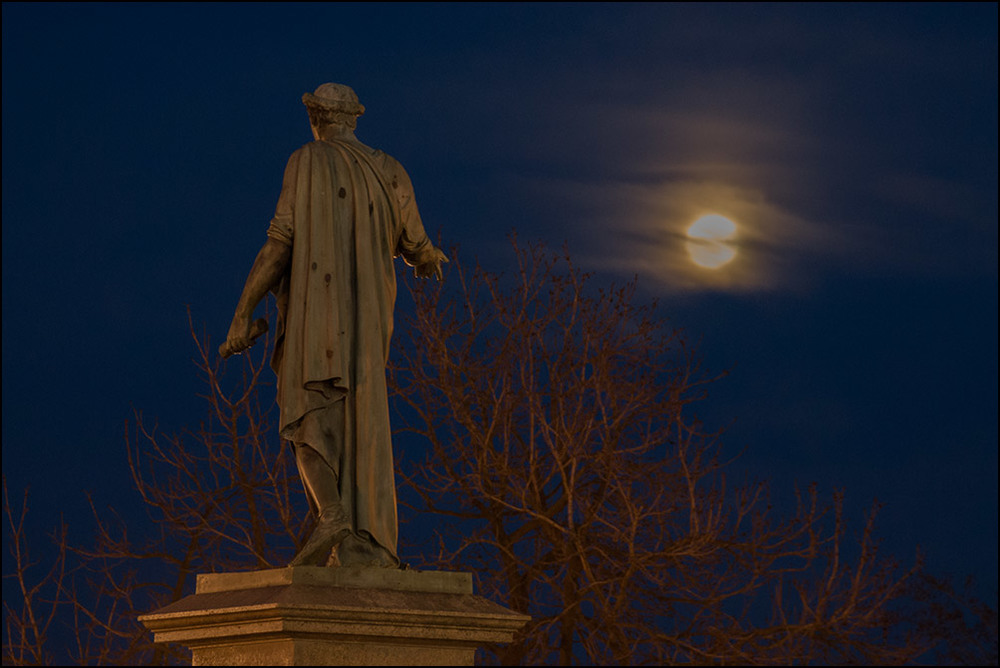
[139,566,529,666]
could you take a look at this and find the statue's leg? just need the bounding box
[294,443,342,517]
[289,443,351,566]
[288,401,352,566]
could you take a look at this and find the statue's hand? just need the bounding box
[414,248,449,281]
[221,314,253,359]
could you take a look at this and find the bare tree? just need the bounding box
[902,572,998,666]
[3,247,992,665]
[3,310,307,665]
[390,238,928,665]
[3,479,71,666]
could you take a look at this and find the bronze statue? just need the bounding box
[222,83,447,568]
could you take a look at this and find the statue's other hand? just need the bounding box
[414,248,449,281]
[221,314,253,358]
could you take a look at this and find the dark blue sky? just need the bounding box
[3,3,996,601]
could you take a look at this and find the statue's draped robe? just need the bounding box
[266,138,437,559]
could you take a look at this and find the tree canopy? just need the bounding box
[391,239,929,664]
[3,241,995,665]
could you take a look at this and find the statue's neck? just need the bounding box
[315,125,357,143]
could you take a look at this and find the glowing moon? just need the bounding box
[686,214,738,269]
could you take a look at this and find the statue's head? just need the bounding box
[302,83,365,131]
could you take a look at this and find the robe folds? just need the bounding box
[266,138,437,559]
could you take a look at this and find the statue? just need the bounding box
[221,83,448,568]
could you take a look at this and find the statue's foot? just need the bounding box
[337,533,400,569]
[288,513,351,567]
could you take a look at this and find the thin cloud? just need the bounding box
[500,58,994,292]
[517,174,840,294]
[501,81,843,293]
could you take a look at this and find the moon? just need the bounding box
[685,214,738,269]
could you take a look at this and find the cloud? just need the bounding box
[423,5,995,293]
[516,174,841,295]
[498,69,845,294]
[499,54,995,292]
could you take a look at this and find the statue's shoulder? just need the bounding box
[341,141,395,168]
[283,141,324,165]
[354,144,411,186]
[295,140,409,186]
[301,139,398,165]
[299,140,329,155]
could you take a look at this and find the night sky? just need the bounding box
[3,3,996,604]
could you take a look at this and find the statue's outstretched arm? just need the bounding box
[223,238,291,357]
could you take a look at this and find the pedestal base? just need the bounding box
[139,567,529,666]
